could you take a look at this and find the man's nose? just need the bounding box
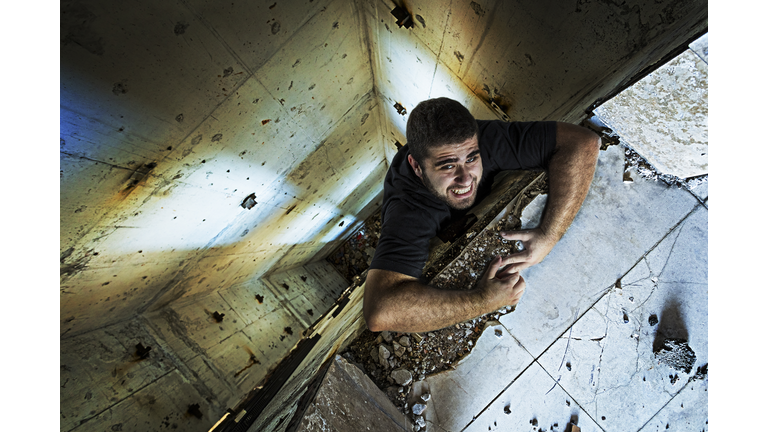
[455,165,470,183]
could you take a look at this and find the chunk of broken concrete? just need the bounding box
[414,415,426,428]
[654,338,696,374]
[379,344,391,359]
[399,336,411,347]
[411,403,427,416]
[381,330,394,343]
[392,341,406,357]
[379,345,392,369]
[391,368,413,386]
[370,347,379,363]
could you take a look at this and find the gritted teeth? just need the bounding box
[451,185,471,195]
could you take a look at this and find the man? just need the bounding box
[364,97,600,333]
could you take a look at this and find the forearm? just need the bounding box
[539,123,600,242]
[364,270,500,333]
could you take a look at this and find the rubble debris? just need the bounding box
[654,338,697,374]
[648,314,659,326]
[326,211,382,283]
[393,341,406,357]
[691,363,708,381]
[336,180,534,412]
[411,403,427,416]
[379,345,391,369]
[391,368,413,386]
[414,415,426,428]
[622,144,708,192]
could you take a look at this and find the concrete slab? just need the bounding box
[295,355,412,431]
[686,177,708,203]
[219,279,290,325]
[499,144,699,358]
[463,362,603,432]
[637,375,708,432]
[69,369,219,432]
[60,318,175,431]
[536,205,708,432]
[519,193,547,229]
[420,322,534,432]
[689,34,708,64]
[594,49,708,179]
[255,0,373,140]
[60,260,188,338]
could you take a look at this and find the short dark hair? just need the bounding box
[406,97,478,166]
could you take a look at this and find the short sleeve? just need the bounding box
[369,200,437,279]
[479,121,557,172]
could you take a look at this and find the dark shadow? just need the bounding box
[652,296,689,352]
[564,414,579,432]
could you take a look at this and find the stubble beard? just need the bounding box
[422,174,477,211]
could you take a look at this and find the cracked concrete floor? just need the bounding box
[413,144,708,432]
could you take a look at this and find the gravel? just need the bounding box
[330,190,530,413]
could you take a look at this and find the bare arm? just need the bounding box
[501,122,600,271]
[363,256,526,333]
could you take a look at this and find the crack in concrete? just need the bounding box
[633,375,704,432]
[592,300,611,416]
[656,224,684,281]
[61,151,141,173]
[323,146,338,176]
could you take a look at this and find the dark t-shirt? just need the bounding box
[369,120,557,279]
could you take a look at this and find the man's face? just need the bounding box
[408,135,483,210]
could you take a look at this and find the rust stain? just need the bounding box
[261,119,271,125]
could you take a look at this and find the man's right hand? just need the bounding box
[476,255,527,310]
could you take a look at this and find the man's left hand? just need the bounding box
[497,228,558,273]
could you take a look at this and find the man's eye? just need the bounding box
[467,156,477,163]
[443,165,454,170]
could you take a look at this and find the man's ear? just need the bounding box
[407,154,423,179]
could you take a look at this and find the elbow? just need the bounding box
[363,301,388,332]
[365,315,386,333]
[588,130,601,155]
[578,126,601,156]
[363,269,410,332]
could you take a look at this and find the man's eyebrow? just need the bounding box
[434,157,458,167]
[434,149,481,167]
